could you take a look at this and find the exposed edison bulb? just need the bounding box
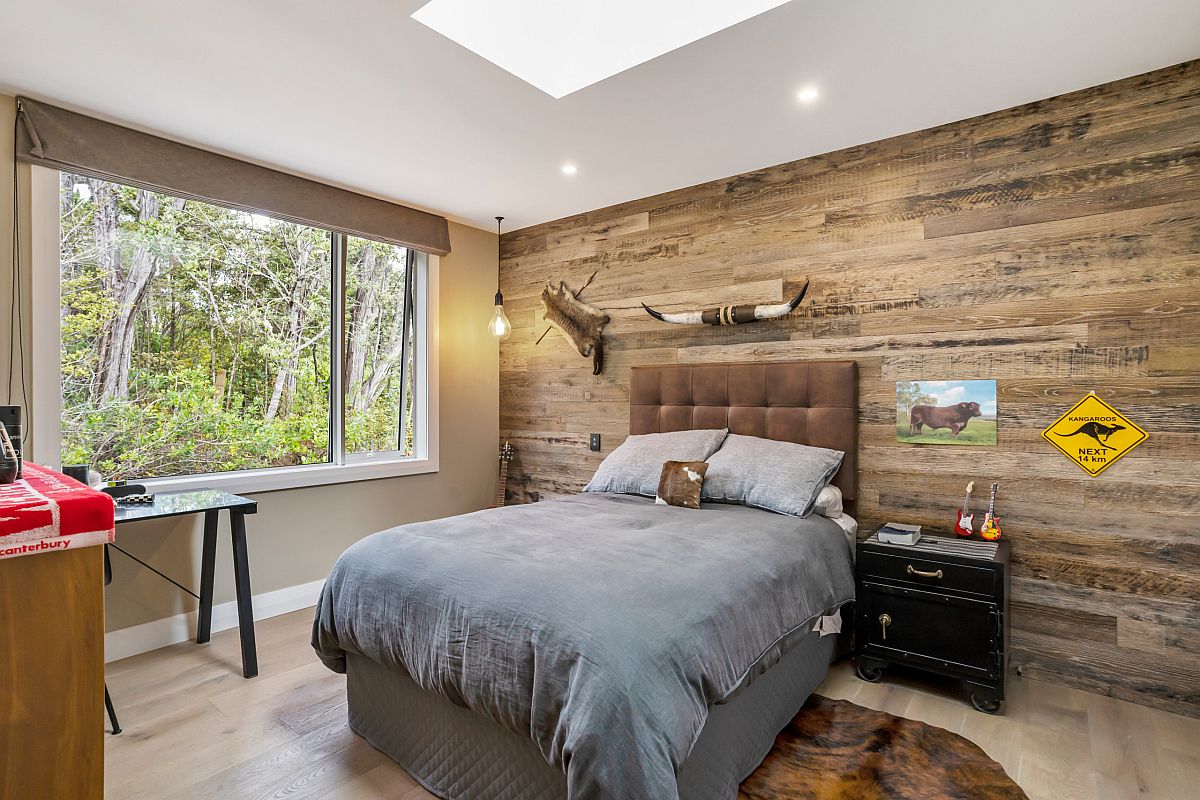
[489,302,512,341]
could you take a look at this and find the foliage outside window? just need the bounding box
[58,173,418,481]
[344,237,416,456]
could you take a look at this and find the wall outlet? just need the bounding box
[589,433,601,452]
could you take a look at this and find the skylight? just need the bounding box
[412,0,793,99]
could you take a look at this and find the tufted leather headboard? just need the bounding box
[629,360,858,501]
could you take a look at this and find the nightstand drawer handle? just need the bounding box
[879,613,891,640]
[907,565,943,579]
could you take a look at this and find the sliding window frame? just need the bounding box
[397,247,417,454]
[330,232,348,467]
[342,243,426,464]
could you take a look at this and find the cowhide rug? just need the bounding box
[739,695,1028,800]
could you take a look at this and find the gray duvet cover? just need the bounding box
[312,493,855,800]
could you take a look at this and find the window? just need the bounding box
[36,168,437,491]
[344,238,417,457]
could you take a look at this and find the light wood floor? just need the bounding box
[105,609,1200,800]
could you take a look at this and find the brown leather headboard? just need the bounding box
[629,360,858,501]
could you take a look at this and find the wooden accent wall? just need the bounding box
[499,62,1200,717]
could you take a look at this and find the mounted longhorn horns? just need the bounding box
[541,280,611,375]
[642,279,809,326]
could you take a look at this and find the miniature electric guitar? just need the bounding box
[495,441,514,507]
[954,481,975,538]
[980,482,1002,541]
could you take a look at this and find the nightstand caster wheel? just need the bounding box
[971,693,1001,714]
[856,664,883,683]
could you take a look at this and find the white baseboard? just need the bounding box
[104,578,326,663]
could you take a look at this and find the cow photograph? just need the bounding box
[896,380,997,446]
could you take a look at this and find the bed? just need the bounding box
[313,360,858,800]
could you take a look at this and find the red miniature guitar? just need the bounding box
[980,482,1002,541]
[954,481,975,538]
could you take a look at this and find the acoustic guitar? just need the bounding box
[495,441,514,508]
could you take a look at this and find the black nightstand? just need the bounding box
[854,533,1011,713]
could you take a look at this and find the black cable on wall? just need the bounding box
[9,105,30,448]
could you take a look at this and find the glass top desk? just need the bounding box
[112,489,259,678]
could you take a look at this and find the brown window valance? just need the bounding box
[15,97,450,256]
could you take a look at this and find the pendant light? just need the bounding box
[488,216,512,341]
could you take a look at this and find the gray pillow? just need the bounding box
[701,434,844,517]
[584,429,729,497]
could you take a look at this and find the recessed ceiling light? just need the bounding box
[412,0,794,99]
[797,86,819,103]
[561,164,578,176]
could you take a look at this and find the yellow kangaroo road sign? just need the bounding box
[1043,393,1147,476]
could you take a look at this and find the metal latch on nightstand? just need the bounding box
[879,613,892,640]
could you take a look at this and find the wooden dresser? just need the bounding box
[0,546,105,799]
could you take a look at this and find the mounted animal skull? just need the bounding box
[541,280,610,375]
[642,279,809,325]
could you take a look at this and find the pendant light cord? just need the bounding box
[495,216,504,303]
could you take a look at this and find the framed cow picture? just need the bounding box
[896,380,997,446]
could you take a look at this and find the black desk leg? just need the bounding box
[104,685,122,735]
[229,509,259,679]
[196,510,219,644]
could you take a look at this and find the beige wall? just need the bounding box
[0,93,499,633]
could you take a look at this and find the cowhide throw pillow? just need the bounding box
[655,461,709,509]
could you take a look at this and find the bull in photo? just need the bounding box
[910,401,983,438]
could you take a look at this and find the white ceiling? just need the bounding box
[1,1,1197,232]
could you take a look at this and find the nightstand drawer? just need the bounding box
[859,550,995,595]
[860,583,998,678]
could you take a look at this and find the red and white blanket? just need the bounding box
[0,463,115,560]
